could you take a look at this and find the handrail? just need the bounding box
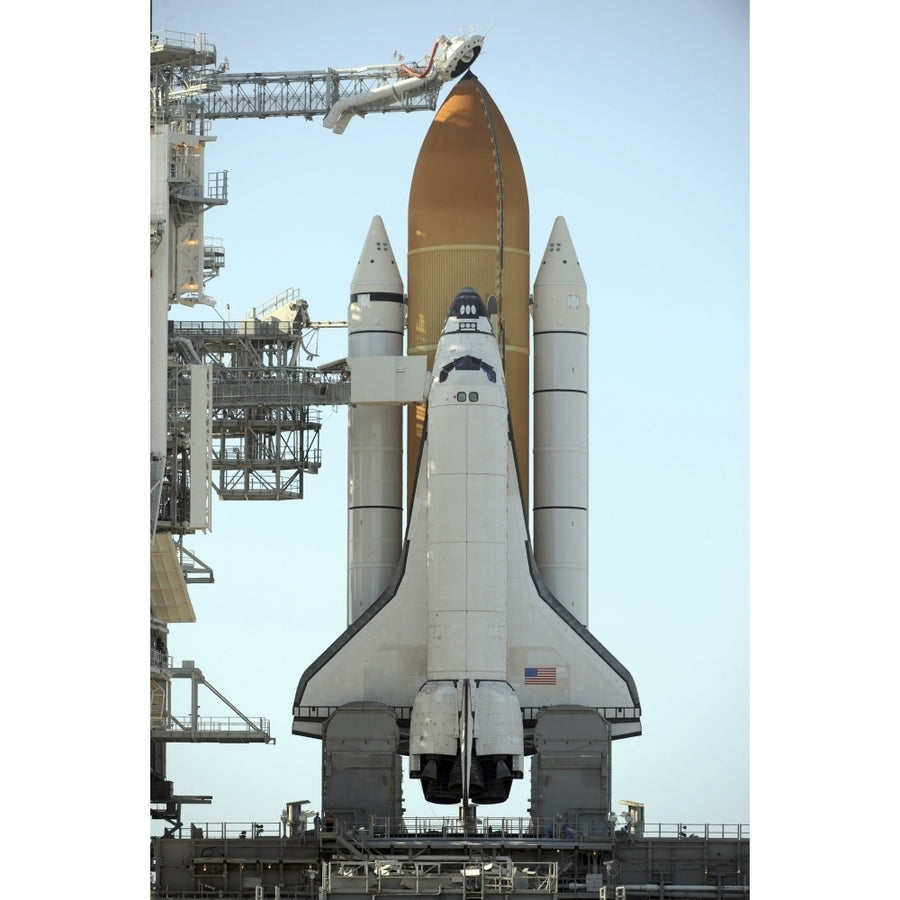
[160,816,748,842]
[162,715,270,734]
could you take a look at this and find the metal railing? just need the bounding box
[321,857,557,895]
[151,650,172,670]
[161,816,748,843]
[163,715,271,736]
[638,823,749,840]
[172,319,302,338]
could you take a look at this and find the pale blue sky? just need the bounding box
[151,0,750,829]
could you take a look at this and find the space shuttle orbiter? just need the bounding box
[293,286,640,806]
[292,73,640,808]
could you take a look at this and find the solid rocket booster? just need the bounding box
[533,217,590,625]
[347,216,404,620]
[407,72,531,509]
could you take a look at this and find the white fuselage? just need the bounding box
[424,314,508,681]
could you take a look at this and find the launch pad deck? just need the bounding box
[152,817,749,898]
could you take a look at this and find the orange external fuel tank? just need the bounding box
[407,73,531,508]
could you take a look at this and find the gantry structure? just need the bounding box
[149,27,478,834]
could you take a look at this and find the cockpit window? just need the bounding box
[438,355,497,383]
[450,288,488,320]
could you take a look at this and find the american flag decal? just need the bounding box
[524,666,557,685]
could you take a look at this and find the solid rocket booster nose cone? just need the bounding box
[351,215,403,295]
[534,216,585,289]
